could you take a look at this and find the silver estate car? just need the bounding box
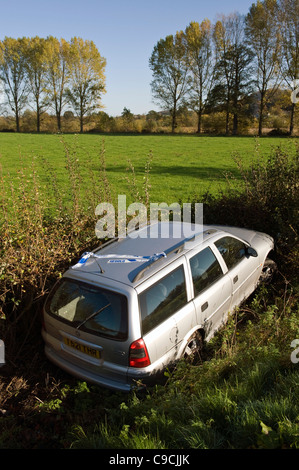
[42,222,275,391]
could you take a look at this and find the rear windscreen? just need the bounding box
[45,278,128,340]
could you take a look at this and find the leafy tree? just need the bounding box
[185,20,215,133]
[121,107,134,120]
[212,14,253,135]
[65,37,106,133]
[96,111,114,132]
[278,0,299,135]
[149,32,190,133]
[245,0,281,136]
[0,37,28,132]
[24,36,50,132]
[146,110,161,121]
[213,17,236,134]
[46,36,70,132]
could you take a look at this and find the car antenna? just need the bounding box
[94,259,105,273]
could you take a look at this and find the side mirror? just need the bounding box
[246,247,258,257]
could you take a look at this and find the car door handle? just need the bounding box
[233,275,238,284]
[201,301,209,312]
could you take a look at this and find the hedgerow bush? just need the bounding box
[0,143,103,362]
[193,140,298,278]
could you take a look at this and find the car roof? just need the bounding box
[68,222,223,287]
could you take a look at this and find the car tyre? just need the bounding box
[260,258,277,284]
[184,331,203,363]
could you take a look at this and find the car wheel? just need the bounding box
[184,331,203,362]
[260,258,277,283]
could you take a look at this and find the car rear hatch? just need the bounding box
[42,276,132,390]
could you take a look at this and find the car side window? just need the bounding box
[190,247,223,296]
[215,236,246,269]
[139,266,187,335]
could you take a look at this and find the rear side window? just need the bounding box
[139,266,187,335]
[46,278,128,340]
[215,236,246,269]
[190,247,223,296]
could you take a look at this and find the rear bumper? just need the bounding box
[42,329,161,392]
[44,344,133,392]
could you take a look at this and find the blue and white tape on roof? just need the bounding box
[72,251,167,268]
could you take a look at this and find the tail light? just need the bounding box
[129,338,150,368]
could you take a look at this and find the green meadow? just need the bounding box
[0,133,294,212]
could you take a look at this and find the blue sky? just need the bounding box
[1,0,255,116]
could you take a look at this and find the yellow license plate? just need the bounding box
[63,337,101,359]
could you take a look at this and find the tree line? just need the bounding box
[0,36,106,133]
[150,0,298,135]
[0,0,298,136]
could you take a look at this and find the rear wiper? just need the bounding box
[76,303,111,331]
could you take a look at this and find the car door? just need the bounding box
[138,259,194,366]
[186,245,232,341]
[214,236,260,309]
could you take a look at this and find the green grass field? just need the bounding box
[0,133,295,211]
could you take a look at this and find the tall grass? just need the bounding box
[68,283,298,450]
[0,140,108,362]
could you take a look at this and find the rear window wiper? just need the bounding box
[76,303,111,331]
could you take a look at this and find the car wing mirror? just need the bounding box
[246,247,258,257]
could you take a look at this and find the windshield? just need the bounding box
[46,278,128,340]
